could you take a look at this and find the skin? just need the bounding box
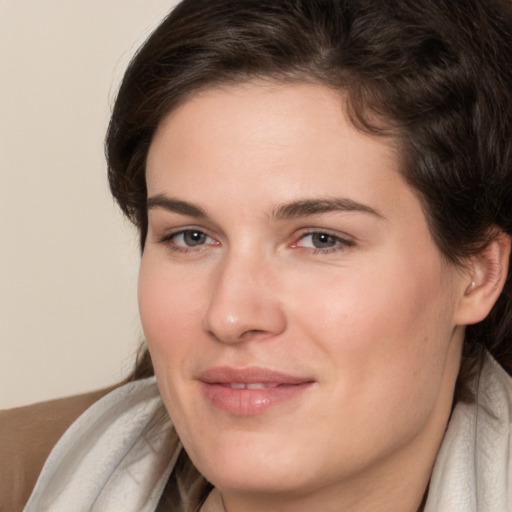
[139,82,484,511]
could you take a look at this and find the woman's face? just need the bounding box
[140,82,468,508]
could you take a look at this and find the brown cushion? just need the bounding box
[0,387,114,512]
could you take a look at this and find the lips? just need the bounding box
[198,367,314,415]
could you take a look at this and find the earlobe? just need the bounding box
[455,232,511,326]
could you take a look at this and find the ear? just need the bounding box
[454,232,511,326]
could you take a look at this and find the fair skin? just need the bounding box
[139,82,507,512]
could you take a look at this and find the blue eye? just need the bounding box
[295,232,354,252]
[160,229,217,252]
[174,230,209,247]
[307,233,338,249]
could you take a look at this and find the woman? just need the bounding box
[23,0,512,510]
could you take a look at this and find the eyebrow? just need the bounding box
[146,194,383,220]
[147,195,207,217]
[271,198,384,220]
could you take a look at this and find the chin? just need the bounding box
[191,441,309,494]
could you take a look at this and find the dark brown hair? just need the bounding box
[107,0,512,403]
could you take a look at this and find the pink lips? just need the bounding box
[198,367,314,415]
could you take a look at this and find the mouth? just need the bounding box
[222,382,280,389]
[198,367,315,415]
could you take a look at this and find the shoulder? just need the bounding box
[0,387,115,512]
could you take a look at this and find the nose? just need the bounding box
[203,253,287,344]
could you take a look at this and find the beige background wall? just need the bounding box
[0,0,179,409]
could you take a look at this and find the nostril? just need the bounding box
[242,329,268,338]
[236,329,271,343]
[206,326,274,344]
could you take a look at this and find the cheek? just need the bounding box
[292,250,458,401]
[137,256,209,438]
[138,256,205,374]
[294,267,438,348]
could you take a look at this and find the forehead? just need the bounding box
[145,81,416,223]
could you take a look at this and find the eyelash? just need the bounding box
[157,228,355,255]
[157,229,218,254]
[292,231,355,254]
